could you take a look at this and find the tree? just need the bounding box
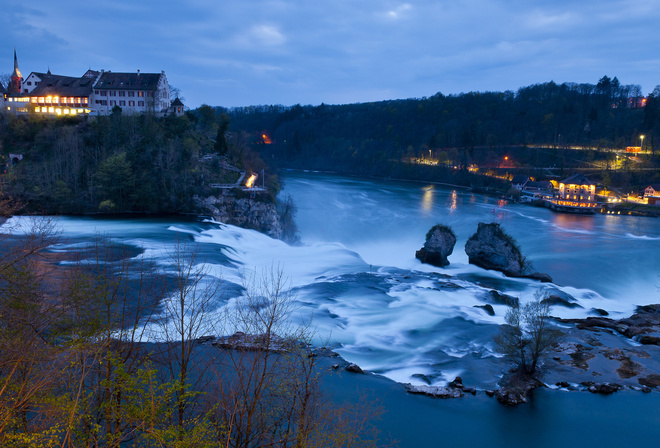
[94,152,135,211]
[214,114,230,156]
[494,293,563,376]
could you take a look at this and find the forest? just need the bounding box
[216,76,660,190]
[0,108,277,215]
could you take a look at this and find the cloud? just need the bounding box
[385,3,413,20]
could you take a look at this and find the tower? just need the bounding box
[10,49,22,93]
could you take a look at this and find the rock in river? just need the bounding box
[415,224,456,268]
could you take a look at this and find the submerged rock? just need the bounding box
[474,304,495,316]
[405,384,463,398]
[345,363,365,374]
[416,224,457,268]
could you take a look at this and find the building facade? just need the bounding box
[3,51,179,117]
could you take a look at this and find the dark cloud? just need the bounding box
[3,0,660,107]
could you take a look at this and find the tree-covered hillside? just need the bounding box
[0,108,276,214]
[216,77,660,187]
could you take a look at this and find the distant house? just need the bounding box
[524,181,553,192]
[92,70,171,116]
[511,175,529,190]
[9,70,95,116]
[643,184,660,197]
[546,173,598,213]
[170,97,185,116]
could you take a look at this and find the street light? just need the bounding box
[640,135,645,152]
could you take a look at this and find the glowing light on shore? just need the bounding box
[245,173,257,188]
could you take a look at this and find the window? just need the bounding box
[110,100,116,106]
[95,90,99,94]
[82,98,88,104]
[27,81,32,86]
[119,91,125,97]
[137,91,144,97]
[119,100,126,106]
[128,100,135,106]
[101,100,107,106]
[138,101,144,107]
[128,91,135,97]
[110,91,116,96]
[100,91,107,96]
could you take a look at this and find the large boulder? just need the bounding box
[465,223,524,275]
[416,224,456,267]
[465,222,552,281]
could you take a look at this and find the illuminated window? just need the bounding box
[35,107,40,112]
[46,96,52,104]
[48,107,54,113]
[53,96,59,103]
[64,109,70,114]
[38,97,44,103]
[83,98,88,104]
[129,100,135,106]
[137,91,144,97]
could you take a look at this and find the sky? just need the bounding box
[2,1,660,109]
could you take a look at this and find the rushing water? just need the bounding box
[4,171,659,388]
[4,171,660,446]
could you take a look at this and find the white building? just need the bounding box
[3,51,176,117]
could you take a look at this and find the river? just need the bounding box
[3,171,659,446]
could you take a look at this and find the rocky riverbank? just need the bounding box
[196,190,284,239]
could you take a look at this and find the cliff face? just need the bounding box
[198,191,283,239]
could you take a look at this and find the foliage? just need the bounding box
[425,223,455,241]
[0,112,280,214]
[494,294,564,376]
[210,77,660,190]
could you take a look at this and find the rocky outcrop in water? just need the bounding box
[197,190,283,239]
[558,304,660,340]
[415,224,456,267]
[464,222,552,282]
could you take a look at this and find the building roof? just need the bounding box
[525,181,553,190]
[561,173,595,186]
[28,73,95,97]
[645,184,660,191]
[171,97,184,106]
[511,175,529,184]
[0,82,6,94]
[94,71,162,91]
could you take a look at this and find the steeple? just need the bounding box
[10,48,22,93]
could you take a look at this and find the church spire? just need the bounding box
[10,48,22,93]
